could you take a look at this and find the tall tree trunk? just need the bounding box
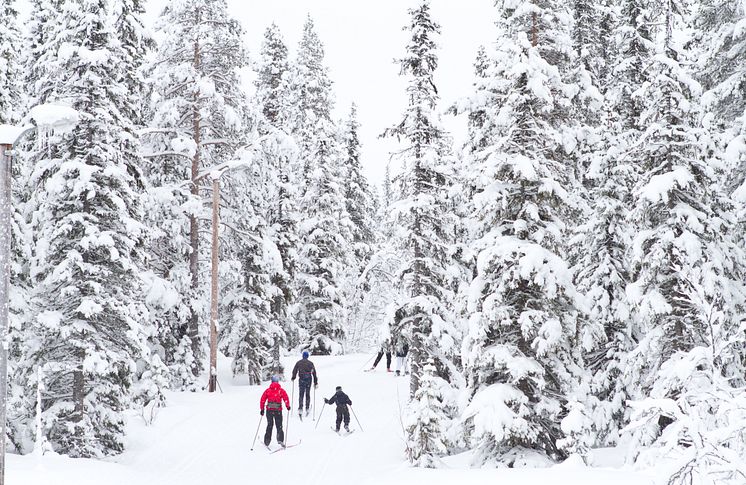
[188,36,202,375]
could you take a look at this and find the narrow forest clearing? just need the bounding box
[9,353,657,485]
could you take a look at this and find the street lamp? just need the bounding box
[0,104,78,485]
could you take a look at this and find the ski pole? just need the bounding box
[313,384,316,420]
[359,353,376,371]
[250,412,264,451]
[285,380,294,443]
[314,402,326,429]
[350,405,364,432]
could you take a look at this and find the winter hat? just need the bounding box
[302,350,309,359]
[271,375,280,383]
[335,386,342,391]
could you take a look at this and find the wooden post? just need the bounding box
[0,143,12,485]
[208,176,219,392]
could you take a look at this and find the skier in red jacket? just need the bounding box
[260,375,291,447]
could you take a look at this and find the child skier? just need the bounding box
[259,375,290,447]
[323,386,353,432]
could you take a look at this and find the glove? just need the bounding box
[260,409,264,416]
[314,384,318,389]
[324,398,329,404]
[286,406,291,411]
[291,377,295,381]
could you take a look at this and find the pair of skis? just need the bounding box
[264,440,301,453]
[331,427,355,436]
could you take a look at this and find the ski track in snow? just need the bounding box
[8,353,656,485]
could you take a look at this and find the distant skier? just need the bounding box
[369,339,392,372]
[291,350,318,418]
[260,375,290,447]
[394,337,409,376]
[324,386,353,432]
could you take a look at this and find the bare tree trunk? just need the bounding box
[0,144,11,483]
[208,178,219,392]
[188,36,202,375]
[531,13,538,47]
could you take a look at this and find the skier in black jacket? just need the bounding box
[324,386,352,432]
[291,350,318,418]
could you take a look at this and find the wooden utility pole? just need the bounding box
[208,176,219,392]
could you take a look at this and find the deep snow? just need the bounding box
[9,353,657,485]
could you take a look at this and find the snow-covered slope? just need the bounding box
[9,353,656,485]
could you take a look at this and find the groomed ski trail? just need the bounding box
[118,353,407,485]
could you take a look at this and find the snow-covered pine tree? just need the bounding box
[23,0,149,457]
[0,0,20,124]
[382,0,459,412]
[566,0,634,449]
[283,15,335,184]
[143,0,249,386]
[696,0,746,200]
[460,0,585,465]
[697,0,746,132]
[256,23,289,127]
[294,118,353,354]
[567,0,655,449]
[624,0,746,464]
[254,23,300,371]
[218,152,277,384]
[342,103,376,277]
[112,0,151,128]
[341,103,379,348]
[2,0,36,454]
[282,17,354,354]
[404,360,448,467]
[24,0,67,108]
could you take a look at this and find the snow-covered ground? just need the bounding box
[9,353,658,485]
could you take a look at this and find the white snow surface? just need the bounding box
[9,353,656,485]
[27,104,79,131]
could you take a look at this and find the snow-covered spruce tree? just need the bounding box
[0,0,20,124]
[23,0,149,457]
[218,148,279,384]
[24,0,68,107]
[696,0,746,200]
[382,0,458,464]
[570,0,654,448]
[566,0,635,449]
[283,17,354,354]
[112,0,151,128]
[623,0,746,470]
[405,360,448,467]
[294,118,353,354]
[341,103,379,349]
[460,0,585,464]
[283,15,335,184]
[143,0,248,386]
[3,0,35,454]
[254,23,300,371]
[696,0,746,133]
[342,103,376,277]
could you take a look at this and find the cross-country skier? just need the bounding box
[260,375,290,447]
[291,350,318,418]
[324,386,353,432]
[394,337,409,376]
[370,339,392,372]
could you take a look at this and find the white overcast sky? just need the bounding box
[20,0,498,187]
[153,0,498,187]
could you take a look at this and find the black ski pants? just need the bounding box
[335,406,350,431]
[372,350,392,369]
[298,379,312,411]
[264,409,284,445]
